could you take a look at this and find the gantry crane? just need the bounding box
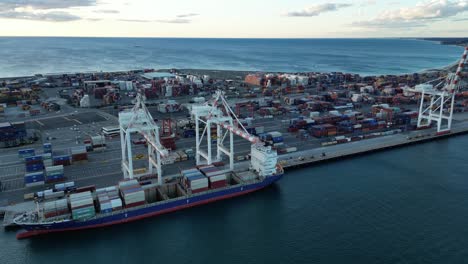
[417,46,467,133]
[118,92,171,184]
[191,90,263,171]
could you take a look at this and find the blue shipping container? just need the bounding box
[25,155,43,162]
[24,175,45,184]
[26,164,44,172]
[46,174,64,180]
[272,136,284,143]
[53,155,71,161]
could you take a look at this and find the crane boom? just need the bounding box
[417,46,467,133]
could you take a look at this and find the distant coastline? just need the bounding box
[417,37,468,47]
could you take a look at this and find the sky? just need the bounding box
[0,0,466,38]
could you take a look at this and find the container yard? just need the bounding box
[0,47,467,235]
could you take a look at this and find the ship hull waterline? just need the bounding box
[16,174,283,239]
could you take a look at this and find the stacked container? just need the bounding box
[83,138,93,151]
[24,171,45,187]
[119,180,145,208]
[25,155,44,172]
[18,148,35,159]
[199,166,227,190]
[69,191,96,220]
[43,198,69,218]
[44,190,65,200]
[71,146,88,162]
[53,155,72,166]
[43,143,52,154]
[45,165,65,183]
[91,135,106,151]
[96,186,121,213]
[182,169,209,193]
[42,153,53,167]
[54,181,75,192]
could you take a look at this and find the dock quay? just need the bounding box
[278,120,468,169]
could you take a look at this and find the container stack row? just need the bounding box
[119,180,145,208]
[69,191,96,220]
[43,198,69,219]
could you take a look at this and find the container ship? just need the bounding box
[14,151,283,239]
[14,91,284,239]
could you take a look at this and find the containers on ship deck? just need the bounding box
[199,166,228,189]
[43,198,69,218]
[96,186,120,213]
[182,169,209,193]
[119,179,145,208]
[69,191,96,220]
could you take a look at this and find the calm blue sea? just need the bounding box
[0,37,463,77]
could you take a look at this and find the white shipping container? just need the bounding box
[268,131,282,137]
[45,165,64,173]
[111,198,122,208]
[26,181,45,187]
[208,174,227,182]
[285,147,297,153]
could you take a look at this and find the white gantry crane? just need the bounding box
[417,46,468,133]
[118,92,170,185]
[191,90,277,176]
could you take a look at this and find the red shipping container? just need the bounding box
[76,185,96,193]
[210,180,227,189]
[72,153,88,161]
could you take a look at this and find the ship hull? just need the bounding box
[16,174,282,239]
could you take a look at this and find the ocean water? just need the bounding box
[1,136,468,264]
[0,37,463,78]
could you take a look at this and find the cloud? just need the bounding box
[177,13,199,18]
[94,9,119,14]
[119,19,152,22]
[156,18,191,23]
[352,0,468,28]
[0,0,96,22]
[0,10,80,22]
[0,0,96,10]
[286,3,352,17]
